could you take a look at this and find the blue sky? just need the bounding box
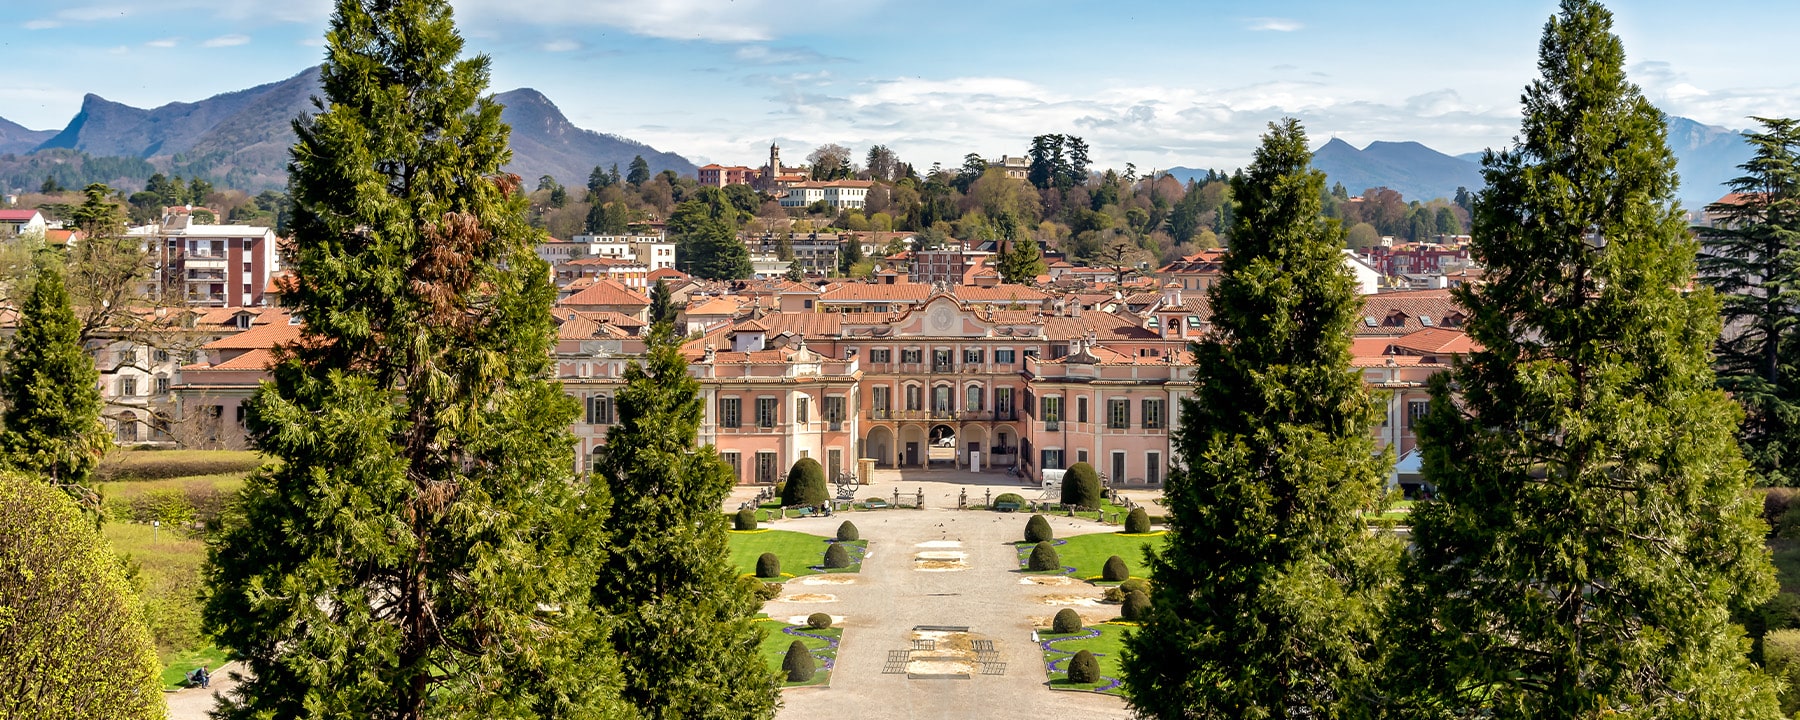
[4,0,1798,174]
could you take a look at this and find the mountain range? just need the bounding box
[1,66,694,193]
[1168,114,1754,212]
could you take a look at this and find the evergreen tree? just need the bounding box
[837,233,865,275]
[1122,119,1395,720]
[200,2,627,717]
[1389,3,1780,718]
[627,155,651,186]
[686,218,753,280]
[648,278,677,327]
[589,327,778,719]
[1698,117,1800,486]
[588,164,614,194]
[785,257,805,282]
[0,262,108,508]
[997,236,1046,285]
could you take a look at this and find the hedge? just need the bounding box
[1025,514,1054,543]
[1053,608,1083,634]
[1028,541,1061,572]
[1102,555,1129,582]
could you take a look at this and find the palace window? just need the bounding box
[1108,399,1130,429]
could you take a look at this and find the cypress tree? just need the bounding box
[1389,3,1780,717]
[590,326,778,719]
[200,1,626,717]
[1121,119,1395,720]
[1698,117,1800,487]
[648,278,677,327]
[0,263,108,508]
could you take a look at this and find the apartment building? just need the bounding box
[127,211,281,307]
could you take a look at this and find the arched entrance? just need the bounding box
[900,425,928,467]
[960,425,988,471]
[865,425,895,467]
[928,424,957,467]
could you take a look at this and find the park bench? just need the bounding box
[993,501,1021,512]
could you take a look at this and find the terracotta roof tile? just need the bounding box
[559,278,649,308]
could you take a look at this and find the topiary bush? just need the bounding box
[1120,577,1151,596]
[1125,507,1151,533]
[782,640,816,682]
[993,492,1025,510]
[1024,514,1054,543]
[1062,462,1103,509]
[1052,608,1083,634]
[734,508,758,531]
[1027,540,1061,572]
[756,552,781,579]
[836,520,859,541]
[823,542,852,569]
[806,612,833,629]
[1067,649,1101,684]
[1102,555,1129,582]
[781,458,829,507]
[1122,589,1151,621]
[1766,629,1800,715]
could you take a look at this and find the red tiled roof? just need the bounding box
[818,281,931,303]
[203,320,302,350]
[0,210,41,222]
[559,278,649,307]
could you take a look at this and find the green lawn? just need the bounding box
[1040,622,1131,694]
[756,618,840,687]
[727,529,865,579]
[94,450,261,689]
[159,645,230,690]
[1015,531,1166,582]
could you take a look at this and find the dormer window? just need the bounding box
[1383,310,1408,327]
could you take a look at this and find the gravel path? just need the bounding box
[768,502,1134,720]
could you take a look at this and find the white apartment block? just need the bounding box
[540,234,676,272]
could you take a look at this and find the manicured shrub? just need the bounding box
[1119,577,1152,596]
[1067,649,1101,684]
[734,508,758,531]
[993,492,1025,510]
[1125,507,1151,533]
[757,582,783,601]
[1765,488,1799,531]
[836,520,859,541]
[1027,541,1061,572]
[782,640,816,682]
[781,458,829,507]
[1024,514,1054,543]
[1102,555,1129,582]
[806,612,833,629]
[1122,589,1151,621]
[1103,586,1125,603]
[823,542,852,569]
[1061,462,1103,509]
[756,552,781,579]
[1765,629,1800,715]
[1052,608,1083,634]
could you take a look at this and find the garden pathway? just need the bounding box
[767,504,1134,720]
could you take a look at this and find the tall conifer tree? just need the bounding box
[0,264,108,506]
[590,327,778,720]
[1122,119,1395,719]
[1698,117,1800,486]
[201,1,626,717]
[1389,3,1780,717]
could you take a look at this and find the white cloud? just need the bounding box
[734,45,843,65]
[24,20,61,30]
[1247,17,1303,32]
[542,39,580,52]
[453,0,883,42]
[203,33,250,47]
[145,37,181,48]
